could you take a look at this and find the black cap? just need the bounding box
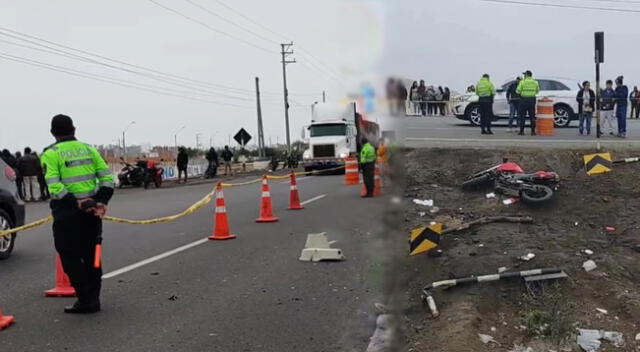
[616,75,624,84]
[50,114,75,136]
[523,70,532,76]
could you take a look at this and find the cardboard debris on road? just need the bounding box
[299,233,345,262]
[583,260,597,272]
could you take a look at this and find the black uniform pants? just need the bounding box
[479,98,493,132]
[53,210,102,304]
[361,162,375,196]
[518,98,537,133]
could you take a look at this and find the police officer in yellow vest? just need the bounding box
[359,137,377,198]
[476,74,496,135]
[516,70,540,136]
[40,115,114,314]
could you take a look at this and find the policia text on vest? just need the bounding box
[41,114,114,314]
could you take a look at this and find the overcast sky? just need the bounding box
[0,0,383,152]
[2,0,639,152]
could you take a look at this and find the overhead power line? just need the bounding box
[183,0,279,45]
[480,0,640,13]
[0,51,255,108]
[147,0,276,54]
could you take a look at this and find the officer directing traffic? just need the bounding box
[476,74,496,135]
[359,137,377,198]
[516,70,540,136]
[41,114,114,314]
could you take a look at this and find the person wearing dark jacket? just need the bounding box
[19,147,43,201]
[205,147,218,177]
[417,80,427,117]
[506,77,521,132]
[176,147,189,183]
[409,81,420,114]
[629,86,639,119]
[396,81,408,116]
[614,76,629,138]
[600,80,617,136]
[576,81,595,136]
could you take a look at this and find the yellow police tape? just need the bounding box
[0,166,346,237]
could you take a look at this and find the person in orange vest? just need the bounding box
[376,138,389,176]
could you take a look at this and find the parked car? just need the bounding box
[452,77,580,127]
[0,158,25,259]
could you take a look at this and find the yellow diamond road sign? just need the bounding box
[584,153,613,175]
[409,223,442,256]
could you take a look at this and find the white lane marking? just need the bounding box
[301,194,326,206]
[406,137,640,144]
[104,193,327,279]
[102,238,208,279]
[281,176,310,184]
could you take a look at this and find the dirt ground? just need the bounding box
[402,148,640,352]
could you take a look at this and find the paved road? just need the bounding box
[402,115,640,149]
[0,174,398,352]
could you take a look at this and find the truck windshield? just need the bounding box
[309,124,347,137]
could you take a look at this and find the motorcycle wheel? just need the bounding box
[461,174,493,190]
[520,185,554,203]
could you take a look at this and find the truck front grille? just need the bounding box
[313,144,335,158]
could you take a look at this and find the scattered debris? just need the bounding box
[478,333,497,345]
[605,226,616,233]
[582,260,597,272]
[595,308,608,315]
[508,345,534,352]
[503,198,519,205]
[575,221,580,226]
[490,326,497,332]
[583,249,594,255]
[418,212,426,217]
[413,199,434,207]
[365,314,396,352]
[577,329,625,351]
[421,268,564,317]
[441,216,533,235]
[150,272,160,276]
[429,206,440,214]
[486,192,496,199]
[634,332,640,341]
[498,267,508,273]
[168,295,178,301]
[519,253,536,261]
[299,233,345,262]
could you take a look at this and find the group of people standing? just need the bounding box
[477,70,540,135]
[1,147,50,201]
[385,77,451,117]
[577,76,631,138]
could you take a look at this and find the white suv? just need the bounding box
[452,77,580,127]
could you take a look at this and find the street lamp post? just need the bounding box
[122,121,135,157]
[174,125,186,155]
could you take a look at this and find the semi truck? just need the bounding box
[302,102,380,172]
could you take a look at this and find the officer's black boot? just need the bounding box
[64,286,100,314]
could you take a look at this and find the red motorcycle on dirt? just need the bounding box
[461,159,560,204]
[136,159,164,189]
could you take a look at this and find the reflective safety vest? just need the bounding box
[360,143,377,164]
[377,143,388,163]
[40,138,114,200]
[476,78,495,98]
[516,77,540,98]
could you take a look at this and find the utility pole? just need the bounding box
[196,133,201,150]
[322,90,326,103]
[280,42,296,153]
[122,121,135,157]
[595,32,604,140]
[255,77,265,157]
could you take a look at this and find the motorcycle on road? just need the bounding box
[461,159,560,204]
[117,159,146,188]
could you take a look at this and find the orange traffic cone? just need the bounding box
[44,255,76,297]
[0,307,14,330]
[288,171,303,210]
[208,182,237,240]
[256,175,279,222]
[344,157,359,185]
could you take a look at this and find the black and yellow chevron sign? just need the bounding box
[409,223,442,256]
[584,153,613,175]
